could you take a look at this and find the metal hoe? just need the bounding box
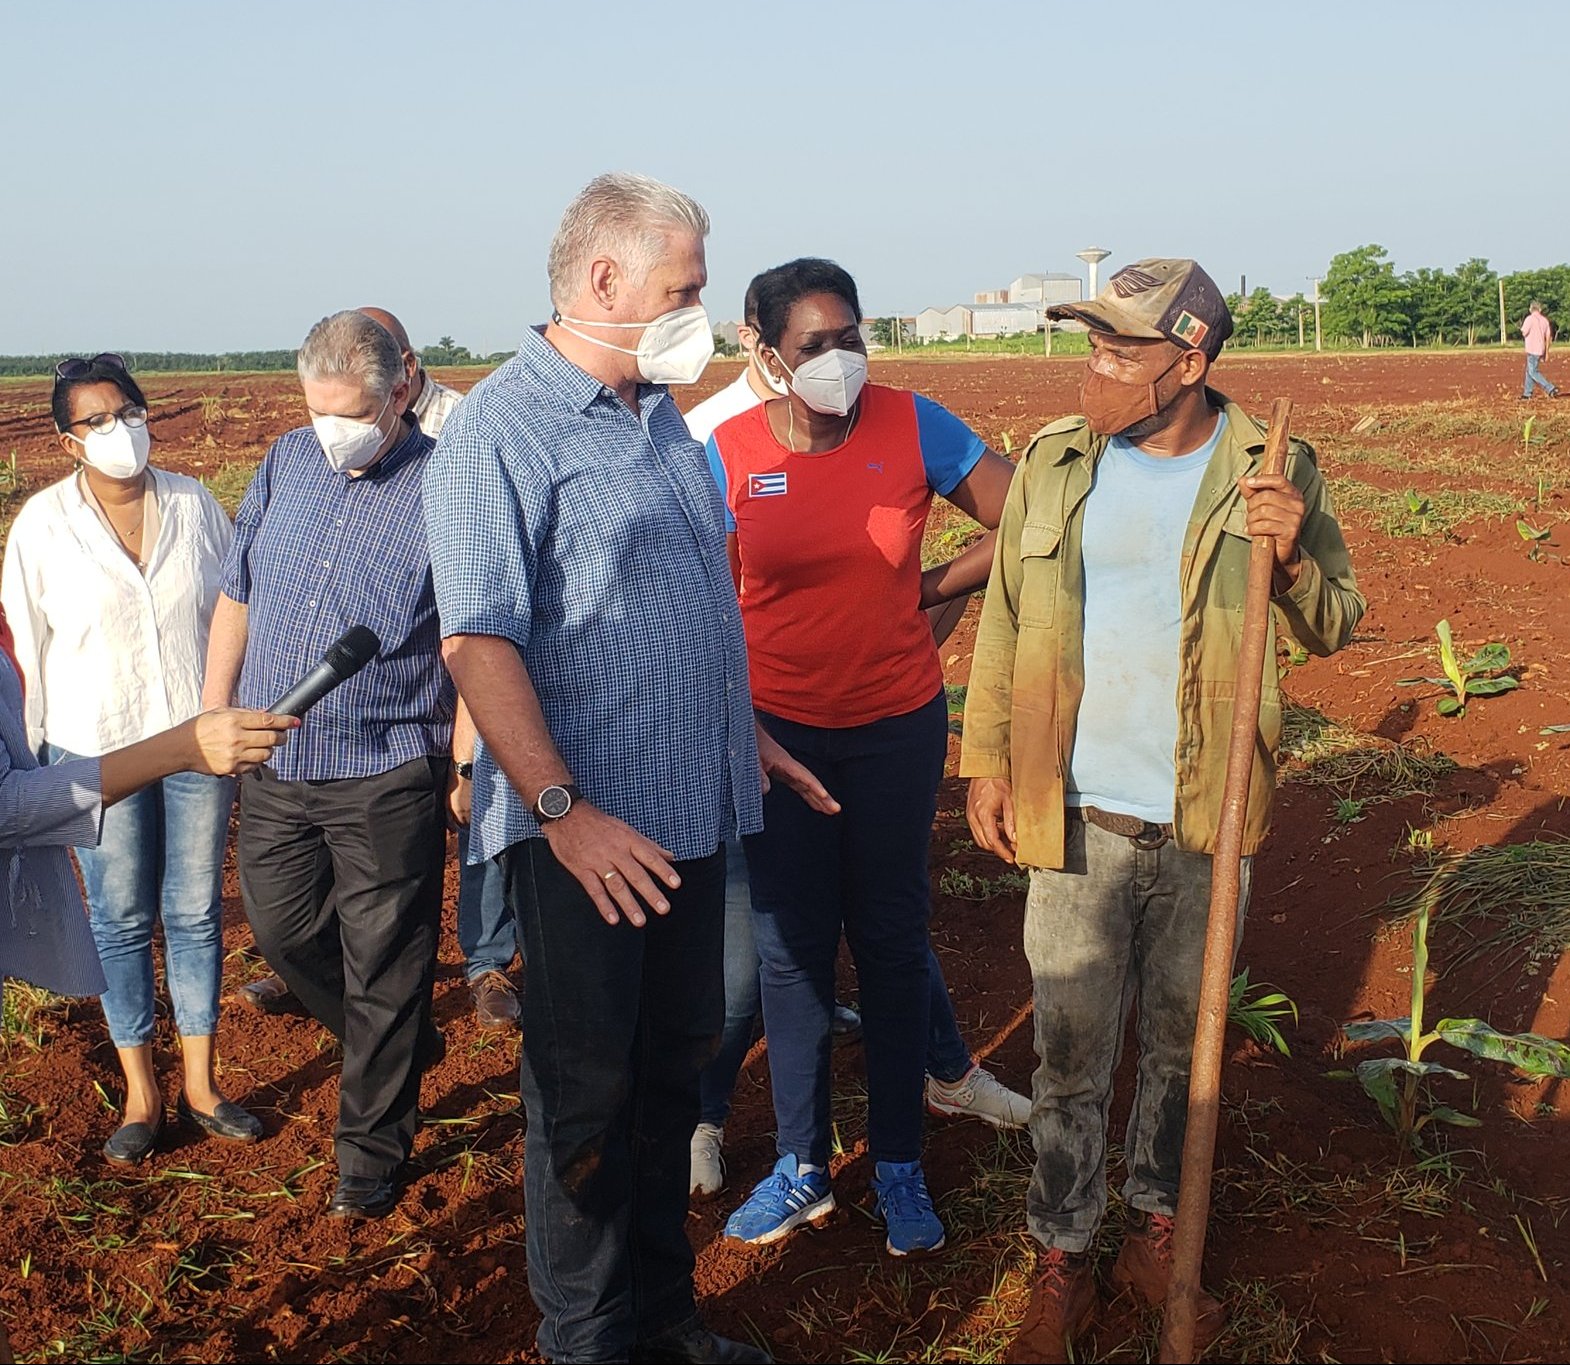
[1158,397,1294,1363]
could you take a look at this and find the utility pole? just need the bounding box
[1499,277,1508,345]
[1311,277,1323,352]
[1298,303,1305,348]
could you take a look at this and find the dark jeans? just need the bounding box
[237,756,447,1180]
[699,843,974,1126]
[746,690,947,1167]
[506,837,725,1363]
[1023,819,1251,1252]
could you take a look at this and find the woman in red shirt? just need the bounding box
[709,258,1014,1256]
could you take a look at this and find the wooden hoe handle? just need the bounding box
[1158,397,1294,1363]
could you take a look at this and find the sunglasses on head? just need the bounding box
[54,352,128,381]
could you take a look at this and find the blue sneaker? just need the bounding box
[724,1154,835,1246]
[871,1160,945,1256]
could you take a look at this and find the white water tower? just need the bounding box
[1076,247,1111,300]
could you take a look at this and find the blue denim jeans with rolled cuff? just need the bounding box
[457,825,516,981]
[51,745,234,1049]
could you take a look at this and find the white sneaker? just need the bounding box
[925,1064,1030,1130]
[690,1122,726,1200]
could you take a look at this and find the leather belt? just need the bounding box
[1075,805,1173,851]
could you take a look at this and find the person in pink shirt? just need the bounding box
[1520,301,1559,400]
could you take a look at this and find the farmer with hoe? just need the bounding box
[961,259,1365,1361]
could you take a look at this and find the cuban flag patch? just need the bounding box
[749,471,789,497]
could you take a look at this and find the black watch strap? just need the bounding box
[454,759,475,780]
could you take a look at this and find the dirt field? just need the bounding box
[1,348,1567,1363]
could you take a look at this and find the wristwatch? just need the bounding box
[534,783,583,822]
[454,760,475,780]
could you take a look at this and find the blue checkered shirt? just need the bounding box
[424,326,762,864]
[222,419,455,781]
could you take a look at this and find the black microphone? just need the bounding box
[267,625,381,718]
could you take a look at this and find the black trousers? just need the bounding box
[506,838,725,1363]
[238,756,447,1180]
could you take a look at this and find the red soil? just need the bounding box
[0,347,1566,1362]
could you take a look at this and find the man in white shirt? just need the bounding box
[684,283,784,443]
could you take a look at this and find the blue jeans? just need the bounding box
[746,691,948,1167]
[52,745,234,1049]
[457,826,515,980]
[699,842,974,1125]
[1525,352,1558,397]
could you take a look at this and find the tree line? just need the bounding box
[0,336,513,378]
[1228,246,1570,349]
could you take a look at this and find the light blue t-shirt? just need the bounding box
[1066,414,1228,823]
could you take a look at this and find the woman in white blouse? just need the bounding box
[1,353,263,1165]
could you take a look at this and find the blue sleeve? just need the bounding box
[704,435,737,533]
[220,447,274,604]
[424,403,544,651]
[913,393,987,496]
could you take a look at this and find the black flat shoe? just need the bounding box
[177,1094,263,1144]
[326,1175,397,1220]
[635,1317,772,1363]
[103,1109,165,1166]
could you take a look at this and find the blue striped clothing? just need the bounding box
[222,418,454,782]
[424,326,763,864]
[0,655,107,997]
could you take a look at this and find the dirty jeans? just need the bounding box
[1023,818,1251,1253]
[506,837,725,1363]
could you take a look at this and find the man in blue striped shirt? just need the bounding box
[204,310,455,1222]
[426,173,832,1365]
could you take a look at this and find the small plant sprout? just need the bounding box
[1228,969,1298,1055]
[1523,414,1543,454]
[1343,899,1570,1150]
[1403,488,1432,535]
[1397,619,1518,717]
[1000,430,1016,455]
[1516,519,1553,561]
[1334,797,1367,825]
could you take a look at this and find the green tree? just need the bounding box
[1502,265,1570,335]
[870,317,899,348]
[1451,258,1498,345]
[1322,244,1411,347]
[1403,266,1460,345]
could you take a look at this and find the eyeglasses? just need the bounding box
[54,352,129,381]
[68,404,148,435]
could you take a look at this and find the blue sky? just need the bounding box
[4,0,1564,354]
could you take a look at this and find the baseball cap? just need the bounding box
[1047,258,1234,360]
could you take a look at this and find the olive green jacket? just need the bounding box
[959,392,1365,870]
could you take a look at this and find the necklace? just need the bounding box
[785,401,858,453]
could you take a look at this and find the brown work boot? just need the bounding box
[236,974,300,1015]
[1112,1210,1227,1350]
[469,971,520,1030]
[1003,1247,1098,1364]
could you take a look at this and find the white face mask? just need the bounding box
[72,421,151,480]
[778,348,869,417]
[313,394,395,473]
[556,304,715,385]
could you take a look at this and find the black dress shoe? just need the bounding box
[635,1316,772,1364]
[177,1094,263,1144]
[325,1175,398,1220]
[103,1109,165,1166]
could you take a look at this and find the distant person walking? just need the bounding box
[2,353,268,1165]
[204,310,456,1221]
[1520,300,1559,400]
[426,171,830,1364]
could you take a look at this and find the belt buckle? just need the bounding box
[1131,822,1169,851]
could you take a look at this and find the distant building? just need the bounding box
[915,305,972,342]
[1008,272,1083,307]
[714,320,741,348]
[969,302,1042,337]
[974,289,1008,304]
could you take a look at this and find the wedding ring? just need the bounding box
[602,869,620,882]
